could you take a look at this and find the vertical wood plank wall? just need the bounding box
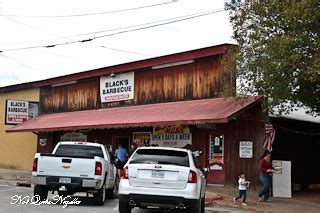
[225,104,265,187]
[40,56,228,114]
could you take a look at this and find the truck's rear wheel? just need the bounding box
[93,183,106,205]
[119,202,132,213]
[106,175,119,199]
[34,185,48,201]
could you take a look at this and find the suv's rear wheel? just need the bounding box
[201,197,205,213]
[34,185,48,201]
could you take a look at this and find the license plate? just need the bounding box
[151,170,165,178]
[59,177,71,183]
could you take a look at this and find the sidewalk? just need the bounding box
[205,185,320,213]
[0,168,31,186]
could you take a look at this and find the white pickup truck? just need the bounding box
[31,141,118,205]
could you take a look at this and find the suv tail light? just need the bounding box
[95,162,102,175]
[32,158,38,172]
[121,166,128,179]
[188,170,197,183]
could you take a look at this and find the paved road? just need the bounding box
[0,185,232,213]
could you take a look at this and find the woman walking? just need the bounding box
[258,150,273,202]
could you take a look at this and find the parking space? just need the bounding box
[0,185,226,213]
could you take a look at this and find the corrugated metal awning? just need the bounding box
[6,96,262,133]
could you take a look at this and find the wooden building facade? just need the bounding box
[8,44,265,186]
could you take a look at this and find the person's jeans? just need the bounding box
[258,173,272,200]
[235,190,247,203]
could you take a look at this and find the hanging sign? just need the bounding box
[61,132,87,142]
[100,72,134,103]
[239,141,253,158]
[39,138,47,147]
[5,100,38,125]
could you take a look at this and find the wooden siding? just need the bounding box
[40,55,229,114]
[225,103,265,188]
[40,79,99,114]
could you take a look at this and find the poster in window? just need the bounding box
[209,135,224,164]
[133,132,151,147]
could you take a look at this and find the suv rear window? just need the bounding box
[130,149,189,167]
[55,145,104,158]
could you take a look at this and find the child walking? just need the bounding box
[233,171,250,206]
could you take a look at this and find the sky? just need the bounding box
[0,0,235,87]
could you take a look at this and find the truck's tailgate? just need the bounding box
[37,155,96,178]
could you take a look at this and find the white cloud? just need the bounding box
[0,0,234,86]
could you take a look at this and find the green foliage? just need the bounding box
[226,0,320,115]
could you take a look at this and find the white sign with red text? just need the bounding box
[100,72,134,103]
[6,100,29,124]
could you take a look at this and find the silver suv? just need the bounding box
[118,147,207,213]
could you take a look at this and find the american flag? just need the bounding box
[263,124,276,151]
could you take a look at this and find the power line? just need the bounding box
[0,0,177,18]
[2,15,154,57]
[1,15,152,56]
[1,8,224,46]
[90,43,154,57]
[0,8,225,52]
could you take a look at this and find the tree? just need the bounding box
[225,0,320,115]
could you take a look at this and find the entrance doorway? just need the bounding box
[115,136,130,152]
[206,135,226,185]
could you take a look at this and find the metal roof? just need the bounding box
[6,96,262,133]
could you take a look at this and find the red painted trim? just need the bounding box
[34,44,230,87]
[6,118,230,133]
[6,96,261,133]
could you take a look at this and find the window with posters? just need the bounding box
[209,135,224,164]
[133,132,151,147]
[150,125,192,148]
[5,100,38,125]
